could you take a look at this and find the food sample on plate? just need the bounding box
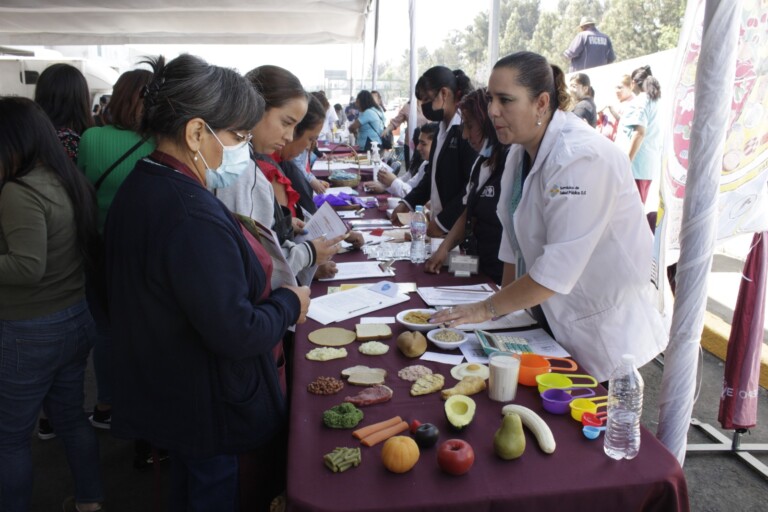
[323,446,362,473]
[397,331,427,357]
[308,327,356,346]
[432,329,464,342]
[359,341,389,355]
[307,376,345,395]
[441,376,487,399]
[397,364,433,382]
[344,384,394,406]
[403,310,432,324]
[342,366,387,386]
[323,402,364,429]
[450,362,490,381]
[410,373,445,396]
[306,347,348,361]
[355,323,392,341]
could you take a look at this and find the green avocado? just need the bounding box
[494,412,526,460]
[444,395,476,430]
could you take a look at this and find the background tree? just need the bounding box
[500,0,541,57]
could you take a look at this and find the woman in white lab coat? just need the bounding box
[432,52,669,382]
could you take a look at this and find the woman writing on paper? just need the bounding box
[432,52,668,383]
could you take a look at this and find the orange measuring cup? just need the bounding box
[518,354,578,386]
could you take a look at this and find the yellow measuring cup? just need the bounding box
[569,396,608,422]
[535,373,598,394]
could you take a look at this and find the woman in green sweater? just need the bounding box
[76,69,155,442]
[0,97,104,511]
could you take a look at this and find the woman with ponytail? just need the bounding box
[391,66,478,236]
[617,65,662,204]
[433,52,668,384]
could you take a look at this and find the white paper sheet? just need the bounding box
[324,186,358,196]
[360,317,396,324]
[417,283,496,306]
[295,201,348,244]
[420,351,465,366]
[307,285,409,324]
[318,261,395,281]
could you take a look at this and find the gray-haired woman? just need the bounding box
[104,54,310,510]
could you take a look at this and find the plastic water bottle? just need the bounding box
[371,141,382,184]
[409,205,427,263]
[603,354,644,460]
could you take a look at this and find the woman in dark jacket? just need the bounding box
[425,88,508,284]
[104,54,309,510]
[391,66,478,236]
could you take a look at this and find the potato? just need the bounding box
[397,331,427,358]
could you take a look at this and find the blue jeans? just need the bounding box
[169,452,239,512]
[0,300,104,511]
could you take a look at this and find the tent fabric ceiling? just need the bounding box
[0,1,371,45]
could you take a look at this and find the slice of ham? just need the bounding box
[343,385,393,407]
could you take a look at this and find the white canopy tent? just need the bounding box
[0,1,371,45]
[2,0,765,472]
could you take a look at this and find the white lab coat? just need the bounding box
[497,110,669,382]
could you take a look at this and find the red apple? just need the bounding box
[409,419,422,434]
[437,439,475,475]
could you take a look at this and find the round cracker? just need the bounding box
[308,327,356,346]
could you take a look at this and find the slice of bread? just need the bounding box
[355,323,392,342]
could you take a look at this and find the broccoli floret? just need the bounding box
[323,403,364,429]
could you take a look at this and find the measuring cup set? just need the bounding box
[516,354,609,440]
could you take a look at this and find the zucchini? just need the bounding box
[501,404,556,454]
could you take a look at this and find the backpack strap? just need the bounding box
[94,135,150,190]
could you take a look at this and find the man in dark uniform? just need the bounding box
[563,16,616,72]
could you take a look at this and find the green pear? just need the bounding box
[494,412,526,460]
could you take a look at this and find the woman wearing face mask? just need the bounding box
[215,65,344,283]
[104,54,310,510]
[432,52,668,383]
[391,66,478,236]
[425,88,508,284]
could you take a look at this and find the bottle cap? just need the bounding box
[621,354,635,365]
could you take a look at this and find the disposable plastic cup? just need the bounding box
[488,352,520,402]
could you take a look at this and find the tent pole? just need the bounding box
[487,0,500,76]
[407,0,417,155]
[371,0,379,89]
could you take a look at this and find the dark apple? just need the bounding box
[413,423,439,448]
[437,439,475,475]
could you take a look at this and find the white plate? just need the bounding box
[395,309,439,332]
[450,362,490,380]
[427,327,468,350]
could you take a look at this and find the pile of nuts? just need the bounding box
[307,376,345,395]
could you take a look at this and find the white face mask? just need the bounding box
[199,123,252,189]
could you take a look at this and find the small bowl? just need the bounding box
[427,328,468,350]
[395,309,439,332]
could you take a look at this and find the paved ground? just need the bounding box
[26,237,768,511]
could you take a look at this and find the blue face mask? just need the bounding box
[200,124,252,189]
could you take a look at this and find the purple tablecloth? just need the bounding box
[285,211,689,512]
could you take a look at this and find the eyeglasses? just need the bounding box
[229,130,253,144]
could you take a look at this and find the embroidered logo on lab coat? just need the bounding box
[480,185,495,198]
[550,184,586,197]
